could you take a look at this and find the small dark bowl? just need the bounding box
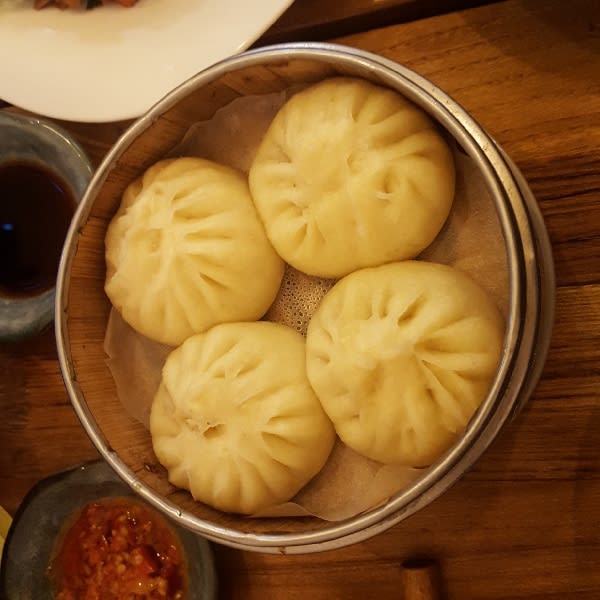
[0,110,93,342]
[0,460,218,600]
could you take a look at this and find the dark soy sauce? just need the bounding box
[0,161,76,298]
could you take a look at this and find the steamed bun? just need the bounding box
[306,261,504,467]
[105,157,284,346]
[249,77,455,278]
[150,321,336,515]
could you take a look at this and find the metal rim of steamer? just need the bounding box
[55,43,555,554]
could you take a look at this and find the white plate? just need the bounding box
[0,0,293,123]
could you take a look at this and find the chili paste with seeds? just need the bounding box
[48,497,187,600]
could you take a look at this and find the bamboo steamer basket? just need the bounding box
[56,43,555,554]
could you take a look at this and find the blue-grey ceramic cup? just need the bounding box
[0,111,93,342]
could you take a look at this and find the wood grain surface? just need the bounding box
[1,0,599,598]
[262,0,502,44]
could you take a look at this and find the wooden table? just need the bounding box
[1,0,599,597]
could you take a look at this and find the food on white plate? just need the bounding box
[150,321,336,515]
[306,261,504,467]
[249,77,456,278]
[105,157,284,347]
[34,0,137,9]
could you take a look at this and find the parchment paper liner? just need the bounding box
[104,89,509,521]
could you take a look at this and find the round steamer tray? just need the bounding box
[55,43,555,554]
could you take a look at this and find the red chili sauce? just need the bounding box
[48,497,187,600]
